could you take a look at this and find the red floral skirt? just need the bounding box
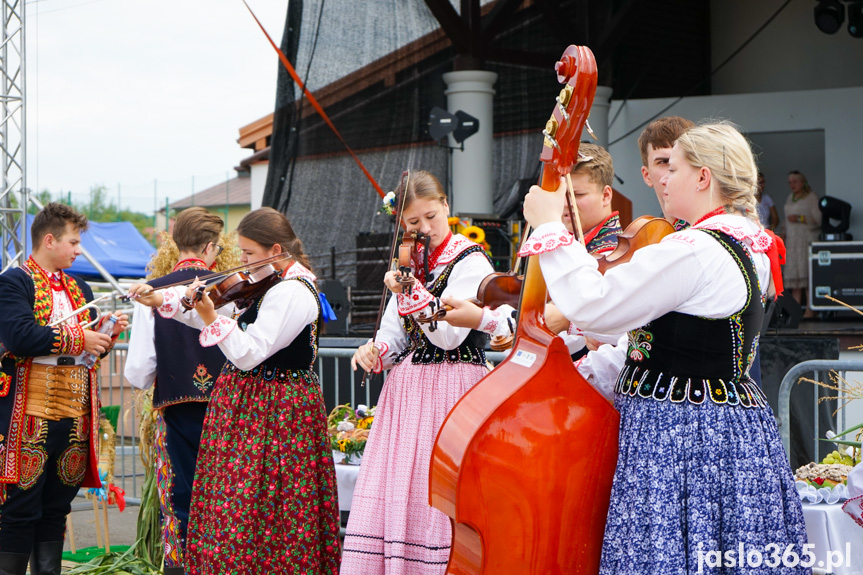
[186,367,341,575]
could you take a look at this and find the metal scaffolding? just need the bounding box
[0,0,25,272]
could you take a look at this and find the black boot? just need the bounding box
[28,541,63,575]
[0,552,29,575]
[163,568,186,575]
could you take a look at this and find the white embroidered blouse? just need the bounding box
[521,214,775,398]
[370,234,497,372]
[156,263,319,372]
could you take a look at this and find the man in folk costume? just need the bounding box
[0,203,125,575]
[124,207,227,575]
[565,142,623,256]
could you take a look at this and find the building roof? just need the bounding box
[169,174,251,210]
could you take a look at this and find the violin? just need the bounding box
[421,216,674,349]
[415,270,522,348]
[429,45,620,574]
[179,258,287,311]
[595,215,675,273]
[395,230,429,295]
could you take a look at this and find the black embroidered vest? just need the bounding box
[394,246,488,366]
[150,269,226,409]
[230,277,321,373]
[615,230,768,408]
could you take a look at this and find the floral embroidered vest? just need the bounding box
[615,230,768,408]
[394,245,488,367]
[233,277,322,373]
[150,268,227,409]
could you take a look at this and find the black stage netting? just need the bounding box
[262,1,596,296]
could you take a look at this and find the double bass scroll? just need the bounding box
[429,45,620,575]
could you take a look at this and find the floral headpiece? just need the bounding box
[379,191,397,216]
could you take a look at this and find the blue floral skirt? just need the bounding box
[599,394,809,575]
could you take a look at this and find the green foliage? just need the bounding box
[136,458,164,567]
[36,186,157,245]
[62,540,161,574]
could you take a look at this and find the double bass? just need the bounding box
[429,46,620,574]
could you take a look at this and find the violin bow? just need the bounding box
[364,171,412,386]
[564,173,586,246]
[124,253,294,300]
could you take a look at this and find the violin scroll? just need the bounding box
[394,230,429,294]
[180,284,206,311]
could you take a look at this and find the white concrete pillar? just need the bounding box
[588,86,614,148]
[442,70,498,215]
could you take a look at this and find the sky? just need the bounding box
[26,0,289,214]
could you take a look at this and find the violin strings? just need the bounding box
[124,253,294,299]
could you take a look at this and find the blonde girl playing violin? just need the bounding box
[342,170,502,575]
[129,207,340,575]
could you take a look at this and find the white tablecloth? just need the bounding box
[334,462,360,512]
[802,502,863,574]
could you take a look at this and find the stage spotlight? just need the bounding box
[819,195,853,240]
[814,0,845,34]
[848,1,863,37]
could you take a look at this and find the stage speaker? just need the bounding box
[318,279,350,335]
[355,232,391,291]
[763,293,802,331]
[458,214,514,272]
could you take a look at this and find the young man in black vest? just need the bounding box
[0,203,125,575]
[124,207,226,575]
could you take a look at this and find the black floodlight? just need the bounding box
[814,0,845,34]
[453,110,480,144]
[819,196,852,234]
[849,1,863,37]
[429,106,458,141]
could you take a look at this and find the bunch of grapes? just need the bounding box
[821,449,856,466]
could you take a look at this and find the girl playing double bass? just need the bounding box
[129,207,340,575]
[520,122,808,574]
[342,170,501,574]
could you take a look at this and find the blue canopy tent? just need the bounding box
[7,215,155,279]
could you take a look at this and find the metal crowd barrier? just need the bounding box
[777,359,863,463]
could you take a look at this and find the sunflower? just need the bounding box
[447,216,460,226]
[463,225,486,244]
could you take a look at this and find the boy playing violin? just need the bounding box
[442,143,623,357]
[124,206,227,575]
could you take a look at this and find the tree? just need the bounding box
[26,186,158,245]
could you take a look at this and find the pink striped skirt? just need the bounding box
[340,359,487,575]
